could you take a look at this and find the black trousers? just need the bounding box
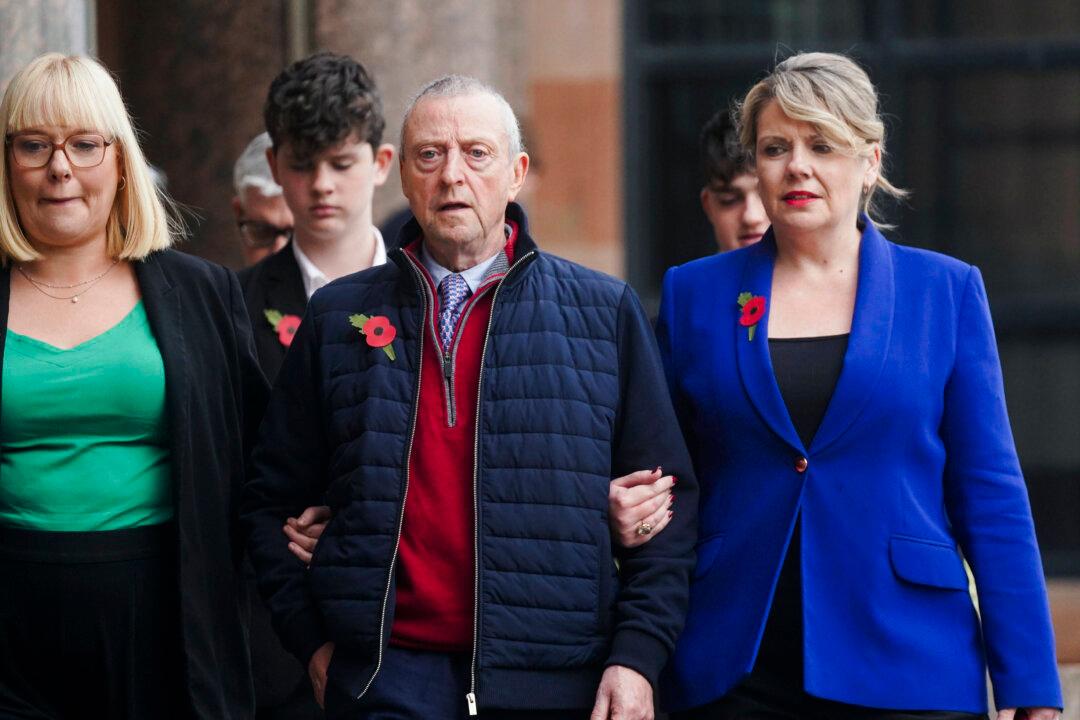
[671,675,989,720]
[0,524,187,720]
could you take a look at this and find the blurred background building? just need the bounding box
[2,0,1079,682]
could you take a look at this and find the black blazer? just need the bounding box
[0,250,269,719]
[238,243,307,381]
[236,243,319,712]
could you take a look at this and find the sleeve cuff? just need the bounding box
[606,628,671,689]
[279,608,330,668]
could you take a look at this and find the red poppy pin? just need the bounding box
[737,292,766,341]
[348,314,397,361]
[264,309,302,348]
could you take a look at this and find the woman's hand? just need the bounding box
[997,709,1059,720]
[609,468,676,548]
[283,505,331,564]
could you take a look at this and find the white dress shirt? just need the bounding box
[292,226,388,300]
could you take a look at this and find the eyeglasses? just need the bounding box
[5,133,113,169]
[238,220,293,249]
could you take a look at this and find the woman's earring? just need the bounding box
[118,176,127,190]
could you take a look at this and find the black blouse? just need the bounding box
[752,333,849,688]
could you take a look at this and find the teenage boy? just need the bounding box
[238,52,392,719]
[239,52,394,380]
[698,109,769,253]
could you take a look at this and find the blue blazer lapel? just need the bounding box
[735,232,804,452]
[810,220,895,453]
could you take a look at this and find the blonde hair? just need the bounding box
[736,52,907,225]
[0,53,180,264]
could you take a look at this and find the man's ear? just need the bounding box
[230,196,244,222]
[373,143,395,187]
[265,146,281,185]
[506,152,530,202]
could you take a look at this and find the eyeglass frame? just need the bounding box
[4,131,115,169]
[237,219,294,249]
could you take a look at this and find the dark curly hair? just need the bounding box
[263,52,385,162]
[700,108,749,189]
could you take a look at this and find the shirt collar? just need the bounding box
[371,226,388,267]
[420,244,497,294]
[419,224,512,294]
[291,226,388,300]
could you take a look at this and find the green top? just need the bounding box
[1,301,173,531]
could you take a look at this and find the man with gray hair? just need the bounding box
[244,75,697,720]
[232,132,294,266]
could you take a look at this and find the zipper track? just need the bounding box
[467,250,536,714]
[424,284,457,427]
[446,285,496,427]
[355,259,428,700]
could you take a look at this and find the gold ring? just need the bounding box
[636,521,653,536]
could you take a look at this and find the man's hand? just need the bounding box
[997,709,1059,720]
[283,505,331,564]
[590,665,653,720]
[609,469,676,549]
[308,641,335,708]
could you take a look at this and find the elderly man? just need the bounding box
[232,132,294,266]
[243,76,696,720]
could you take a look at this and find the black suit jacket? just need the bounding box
[238,242,307,381]
[0,250,269,719]
[237,244,322,714]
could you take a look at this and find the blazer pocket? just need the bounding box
[693,532,725,581]
[889,535,968,591]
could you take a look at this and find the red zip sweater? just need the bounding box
[389,228,517,651]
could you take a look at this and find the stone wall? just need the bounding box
[95,0,290,267]
[2,0,624,274]
[0,0,92,91]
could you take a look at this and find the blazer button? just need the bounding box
[794,456,808,473]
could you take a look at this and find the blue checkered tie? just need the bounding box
[437,273,472,350]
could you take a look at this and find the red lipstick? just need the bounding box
[783,191,819,207]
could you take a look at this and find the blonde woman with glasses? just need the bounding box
[0,54,267,718]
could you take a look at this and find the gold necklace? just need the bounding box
[16,260,120,304]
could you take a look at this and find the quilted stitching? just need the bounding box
[306,252,627,667]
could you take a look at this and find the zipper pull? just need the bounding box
[443,356,453,381]
[466,692,478,716]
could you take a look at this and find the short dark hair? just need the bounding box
[700,108,749,189]
[264,52,385,161]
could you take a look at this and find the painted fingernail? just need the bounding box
[655,466,662,474]
[672,476,679,485]
[669,494,676,504]
[667,510,674,518]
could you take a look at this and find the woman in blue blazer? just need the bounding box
[657,53,1061,719]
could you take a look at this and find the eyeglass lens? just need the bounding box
[240,221,292,248]
[11,134,109,168]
